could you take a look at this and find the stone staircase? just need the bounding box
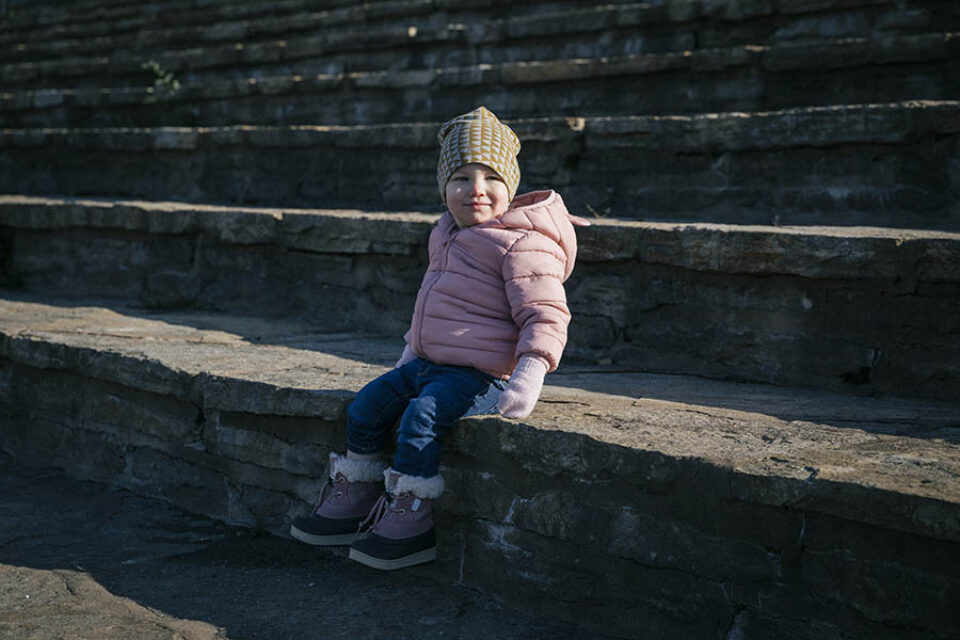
[2,1,959,228]
[1,1,959,638]
[4,32,959,125]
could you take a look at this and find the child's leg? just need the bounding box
[345,360,420,457]
[349,363,503,570]
[290,451,387,546]
[392,363,503,477]
[290,360,420,547]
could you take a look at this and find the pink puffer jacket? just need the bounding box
[404,190,579,379]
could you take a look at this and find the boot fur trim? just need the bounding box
[384,468,445,499]
[331,454,388,483]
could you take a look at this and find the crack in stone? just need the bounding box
[538,399,590,406]
[62,574,80,599]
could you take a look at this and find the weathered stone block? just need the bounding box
[225,481,295,530]
[122,447,230,521]
[83,383,200,444]
[4,200,960,399]
[2,411,126,484]
[605,505,783,584]
[802,548,960,634]
[197,375,352,420]
[0,288,958,638]
[459,519,731,639]
[8,364,82,417]
[788,511,960,638]
[202,421,334,476]
[279,211,433,255]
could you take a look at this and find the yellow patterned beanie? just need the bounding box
[437,106,521,204]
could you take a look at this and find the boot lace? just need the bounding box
[312,475,346,514]
[357,493,390,533]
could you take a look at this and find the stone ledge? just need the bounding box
[2,100,956,151]
[0,2,626,76]
[3,194,959,279]
[3,32,954,126]
[0,294,958,638]
[4,1,956,88]
[1,0,364,36]
[2,195,958,401]
[2,295,958,531]
[7,0,951,67]
[1,102,957,228]
[1,0,918,50]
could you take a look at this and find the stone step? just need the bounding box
[0,0,440,35]
[4,1,958,90]
[2,32,956,128]
[0,293,957,639]
[0,0,470,59]
[2,194,958,402]
[2,101,958,228]
[1,0,389,37]
[0,0,642,63]
[0,0,641,57]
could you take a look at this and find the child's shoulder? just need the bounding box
[507,189,562,212]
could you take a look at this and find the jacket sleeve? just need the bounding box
[501,231,571,372]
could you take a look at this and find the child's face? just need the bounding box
[445,163,511,228]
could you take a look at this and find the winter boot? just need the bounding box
[290,452,387,546]
[348,469,443,570]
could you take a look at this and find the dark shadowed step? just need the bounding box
[0,0,643,50]
[2,102,957,228]
[2,32,956,128]
[3,1,958,89]
[0,0,646,62]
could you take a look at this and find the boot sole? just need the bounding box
[289,525,357,546]
[348,546,437,570]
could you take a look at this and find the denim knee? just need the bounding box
[346,401,387,455]
[345,368,413,455]
[396,395,439,451]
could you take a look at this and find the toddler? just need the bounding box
[291,106,584,570]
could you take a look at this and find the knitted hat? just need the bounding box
[437,106,521,203]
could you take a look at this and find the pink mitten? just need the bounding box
[497,356,548,419]
[395,344,417,368]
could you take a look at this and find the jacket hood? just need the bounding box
[495,190,582,281]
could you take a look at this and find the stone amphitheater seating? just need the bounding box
[1,1,958,638]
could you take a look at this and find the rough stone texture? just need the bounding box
[0,0,641,46]
[0,295,958,639]
[1,101,958,228]
[0,565,227,640]
[2,0,957,90]
[2,1,957,637]
[3,31,956,129]
[0,455,602,640]
[2,195,959,401]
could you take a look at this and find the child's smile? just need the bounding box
[445,163,511,228]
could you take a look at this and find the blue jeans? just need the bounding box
[346,358,505,478]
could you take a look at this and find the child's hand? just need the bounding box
[395,344,417,368]
[498,356,548,419]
